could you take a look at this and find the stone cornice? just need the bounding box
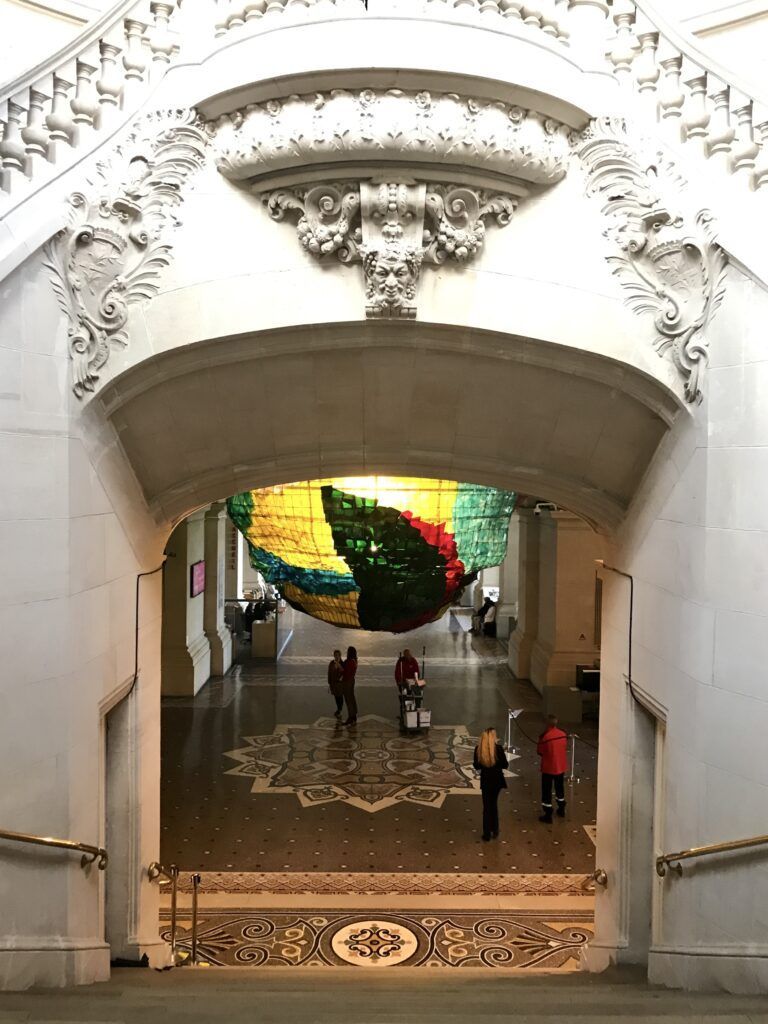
[207,88,570,188]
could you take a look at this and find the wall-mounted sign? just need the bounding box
[190,560,206,598]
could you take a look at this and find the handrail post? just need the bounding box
[169,864,179,959]
[190,872,201,965]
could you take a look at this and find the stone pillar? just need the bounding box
[224,514,243,599]
[529,510,604,705]
[204,502,233,676]
[496,515,520,640]
[161,510,211,696]
[508,509,540,678]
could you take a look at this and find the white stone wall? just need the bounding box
[591,263,768,993]
[0,249,168,987]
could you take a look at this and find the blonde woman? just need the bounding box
[473,727,509,841]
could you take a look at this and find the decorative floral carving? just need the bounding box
[424,186,517,263]
[263,179,517,318]
[577,117,727,404]
[45,109,207,397]
[209,89,569,187]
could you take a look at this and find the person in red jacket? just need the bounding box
[341,646,358,726]
[395,649,420,691]
[537,714,568,823]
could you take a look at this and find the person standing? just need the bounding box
[537,714,568,823]
[473,727,508,841]
[395,648,420,691]
[328,649,344,719]
[341,645,358,726]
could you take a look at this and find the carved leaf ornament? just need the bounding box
[576,117,727,404]
[45,109,208,398]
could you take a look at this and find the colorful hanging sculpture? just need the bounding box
[227,477,516,633]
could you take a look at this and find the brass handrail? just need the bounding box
[657,833,768,877]
[0,828,107,870]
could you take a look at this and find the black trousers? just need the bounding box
[342,680,357,719]
[541,772,566,809]
[332,693,344,713]
[481,787,501,838]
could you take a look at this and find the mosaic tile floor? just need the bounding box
[160,909,594,969]
[161,615,598,875]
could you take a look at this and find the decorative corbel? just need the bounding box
[576,117,727,404]
[45,108,208,398]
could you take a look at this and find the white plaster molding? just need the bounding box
[44,108,208,398]
[575,116,728,404]
[264,178,518,318]
[208,88,571,187]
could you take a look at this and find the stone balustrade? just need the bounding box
[0,0,184,203]
[606,0,768,193]
[2,0,766,211]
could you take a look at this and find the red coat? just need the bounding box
[395,655,420,683]
[537,726,568,775]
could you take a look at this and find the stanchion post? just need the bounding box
[169,864,179,959]
[191,872,201,965]
[568,732,580,785]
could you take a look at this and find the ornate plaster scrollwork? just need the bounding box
[45,109,208,397]
[263,180,518,318]
[576,117,727,404]
[209,89,570,187]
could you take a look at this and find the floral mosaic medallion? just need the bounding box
[160,910,593,969]
[223,714,517,813]
[331,920,419,966]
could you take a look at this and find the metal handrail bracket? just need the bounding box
[0,828,107,870]
[657,833,768,877]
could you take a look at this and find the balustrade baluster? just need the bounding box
[753,107,768,191]
[96,39,124,126]
[46,70,77,159]
[567,0,610,66]
[500,0,524,17]
[609,0,638,85]
[20,83,53,177]
[682,67,710,156]
[553,0,569,43]
[539,0,559,36]
[706,78,735,168]
[656,40,684,141]
[479,0,503,17]
[123,17,150,98]
[148,2,177,73]
[730,96,759,179]
[243,0,267,20]
[228,1,248,26]
[0,99,29,191]
[633,16,659,114]
[214,0,230,34]
[521,2,544,28]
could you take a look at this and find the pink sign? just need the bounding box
[190,560,206,597]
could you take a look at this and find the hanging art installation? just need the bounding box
[227,477,516,633]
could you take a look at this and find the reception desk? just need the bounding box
[250,603,295,660]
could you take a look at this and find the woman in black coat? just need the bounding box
[473,727,509,841]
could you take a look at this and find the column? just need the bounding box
[204,502,233,676]
[529,510,604,712]
[496,514,520,640]
[161,510,212,696]
[224,515,243,599]
[508,509,540,678]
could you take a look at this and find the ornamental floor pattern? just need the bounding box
[161,615,598,875]
[160,908,594,970]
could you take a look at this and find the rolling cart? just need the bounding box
[398,646,431,733]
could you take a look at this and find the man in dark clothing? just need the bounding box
[537,714,568,823]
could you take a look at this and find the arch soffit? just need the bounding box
[94,321,682,535]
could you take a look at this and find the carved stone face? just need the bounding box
[363,246,421,315]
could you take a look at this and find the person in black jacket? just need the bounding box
[473,727,509,842]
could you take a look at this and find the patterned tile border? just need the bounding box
[160,909,593,969]
[176,871,593,896]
